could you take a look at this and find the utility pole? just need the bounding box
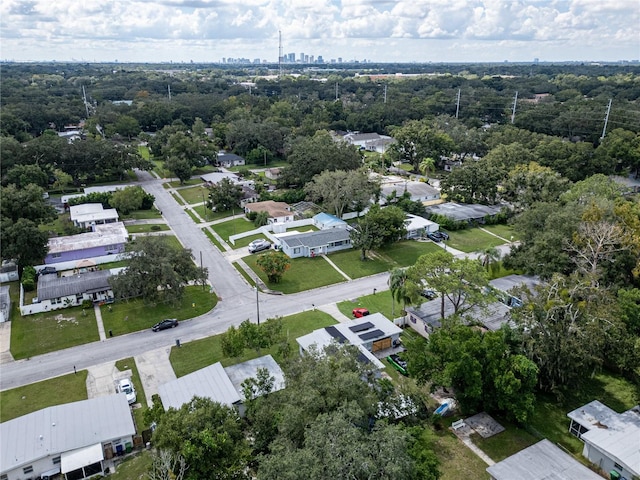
[335,82,339,102]
[278,30,283,78]
[82,86,90,118]
[455,88,461,119]
[601,98,612,140]
[168,84,172,101]
[383,84,387,104]
[200,251,205,291]
[255,280,260,325]
[511,91,518,124]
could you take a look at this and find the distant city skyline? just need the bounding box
[1,0,638,64]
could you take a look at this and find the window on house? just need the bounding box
[23,466,34,474]
[293,247,300,254]
[53,456,61,464]
[51,252,62,258]
[613,462,623,471]
[1,474,8,480]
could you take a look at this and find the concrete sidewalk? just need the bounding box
[0,322,13,364]
[135,347,177,407]
[317,303,352,323]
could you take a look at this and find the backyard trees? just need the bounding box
[405,326,538,423]
[256,251,291,283]
[349,214,380,261]
[208,178,243,212]
[109,236,208,305]
[407,251,491,319]
[109,186,146,215]
[280,130,362,187]
[304,169,377,219]
[152,396,250,480]
[388,120,455,173]
[164,156,192,184]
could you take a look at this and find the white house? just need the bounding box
[313,212,347,230]
[69,204,119,230]
[0,395,135,480]
[158,355,285,416]
[486,439,602,480]
[276,229,351,258]
[380,179,440,204]
[217,152,246,168]
[404,214,439,238]
[297,313,403,369]
[342,132,395,154]
[567,400,640,479]
[244,201,294,224]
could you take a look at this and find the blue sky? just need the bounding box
[1,0,638,63]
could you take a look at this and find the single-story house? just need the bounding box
[313,212,347,230]
[404,214,439,238]
[217,152,246,168]
[45,222,128,265]
[240,185,260,207]
[297,313,402,368]
[567,400,640,479]
[200,171,242,186]
[406,297,511,338]
[489,274,541,308]
[69,204,119,230]
[159,355,285,415]
[276,229,351,258]
[33,270,114,312]
[486,439,602,480]
[0,260,19,283]
[425,202,505,224]
[380,179,440,204]
[244,201,294,224]
[61,186,128,208]
[341,132,395,154]
[0,285,11,323]
[0,395,135,480]
[264,168,282,180]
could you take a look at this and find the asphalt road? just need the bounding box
[0,172,390,391]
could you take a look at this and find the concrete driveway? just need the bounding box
[135,346,176,407]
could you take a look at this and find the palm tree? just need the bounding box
[419,157,436,177]
[481,247,501,278]
[388,268,413,320]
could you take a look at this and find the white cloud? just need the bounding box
[0,0,637,62]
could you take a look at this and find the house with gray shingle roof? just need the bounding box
[276,229,352,258]
[30,270,114,314]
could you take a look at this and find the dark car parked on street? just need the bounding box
[152,319,179,331]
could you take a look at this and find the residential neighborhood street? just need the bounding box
[0,170,392,390]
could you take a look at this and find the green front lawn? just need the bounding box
[378,240,444,267]
[436,429,491,480]
[166,178,202,188]
[125,224,170,234]
[327,249,390,278]
[101,286,218,336]
[137,145,150,159]
[108,450,152,480]
[11,306,100,359]
[0,371,88,422]
[337,290,403,321]
[212,217,257,241]
[175,185,209,205]
[202,227,225,251]
[481,224,521,242]
[232,233,268,249]
[240,254,346,294]
[121,209,163,220]
[185,208,202,223]
[170,309,337,377]
[445,228,507,253]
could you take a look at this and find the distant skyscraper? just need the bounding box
[338,57,342,63]
[317,55,324,63]
[300,52,305,63]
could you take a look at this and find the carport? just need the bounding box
[62,443,104,480]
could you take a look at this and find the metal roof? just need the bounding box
[223,355,285,400]
[0,395,134,474]
[47,222,128,254]
[425,202,504,221]
[490,274,541,294]
[486,439,602,480]
[158,362,241,410]
[406,297,510,331]
[279,229,351,249]
[37,270,112,301]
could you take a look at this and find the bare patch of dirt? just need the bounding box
[54,314,79,325]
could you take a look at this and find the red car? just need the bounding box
[352,308,370,318]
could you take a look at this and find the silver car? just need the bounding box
[248,239,271,253]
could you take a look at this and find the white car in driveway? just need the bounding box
[248,239,271,253]
[118,378,137,405]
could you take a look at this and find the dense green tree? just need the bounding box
[407,250,491,319]
[112,115,141,140]
[3,164,49,188]
[0,183,56,224]
[366,205,408,245]
[304,169,378,218]
[109,186,146,214]
[440,158,503,204]
[0,218,50,270]
[109,236,207,305]
[502,162,570,211]
[208,178,242,212]
[406,326,538,422]
[280,130,362,187]
[152,396,250,480]
[164,156,192,184]
[388,120,455,172]
[256,251,291,283]
[350,214,380,260]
